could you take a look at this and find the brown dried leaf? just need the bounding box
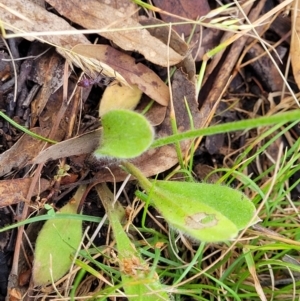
[99,84,142,117]
[0,178,50,208]
[72,44,170,106]
[139,12,222,63]
[291,0,300,89]
[0,128,51,177]
[136,98,167,126]
[152,0,210,36]
[138,18,195,80]
[46,0,184,66]
[98,0,139,20]
[0,0,89,48]
[139,16,189,56]
[31,130,102,165]
[8,288,22,301]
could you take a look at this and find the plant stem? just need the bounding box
[121,161,152,191]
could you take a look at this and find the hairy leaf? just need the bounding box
[32,185,86,286]
[94,110,154,159]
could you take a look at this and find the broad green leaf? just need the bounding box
[32,185,86,286]
[94,109,154,159]
[96,183,170,301]
[146,181,256,242]
[153,181,256,229]
[122,162,257,242]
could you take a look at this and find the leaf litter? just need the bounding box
[0,0,297,300]
[46,0,185,67]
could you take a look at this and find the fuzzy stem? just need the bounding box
[121,161,152,191]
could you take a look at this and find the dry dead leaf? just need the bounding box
[46,0,184,66]
[138,17,195,80]
[0,128,50,177]
[0,0,89,48]
[139,16,189,56]
[72,44,170,106]
[139,14,221,63]
[291,0,300,89]
[8,288,22,301]
[136,98,167,126]
[143,1,216,61]
[152,0,210,36]
[99,84,142,116]
[31,129,101,165]
[0,178,50,208]
[98,0,139,19]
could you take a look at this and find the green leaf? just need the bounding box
[122,160,257,242]
[44,204,55,216]
[94,109,154,159]
[32,185,86,286]
[143,180,257,242]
